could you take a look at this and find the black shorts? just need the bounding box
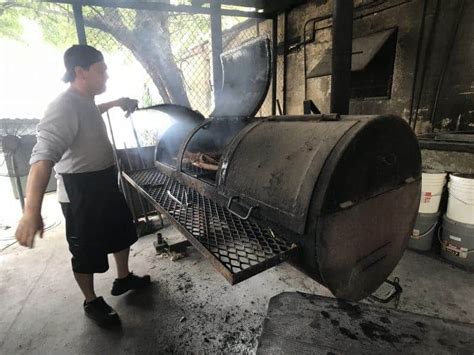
[60,167,138,274]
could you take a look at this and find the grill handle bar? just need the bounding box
[227,196,257,221]
[167,190,191,207]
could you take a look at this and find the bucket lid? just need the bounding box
[450,173,474,182]
[422,170,446,175]
[418,211,440,218]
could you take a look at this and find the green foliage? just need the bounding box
[0,2,77,47]
[1,1,249,55]
[35,3,77,47]
[0,5,26,42]
[0,2,123,50]
[169,13,211,60]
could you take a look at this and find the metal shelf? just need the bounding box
[123,168,299,284]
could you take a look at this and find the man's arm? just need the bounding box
[15,160,54,248]
[97,97,138,114]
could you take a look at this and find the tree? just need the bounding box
[0,0,201,107]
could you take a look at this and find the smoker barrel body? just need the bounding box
[148,113,421,300]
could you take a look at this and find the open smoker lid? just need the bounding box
[211,36,272,118]
[124,104,204,168]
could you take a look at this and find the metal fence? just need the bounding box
[1,2,282,120]
[81,5,278,118]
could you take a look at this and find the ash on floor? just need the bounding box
[1,203,473,354]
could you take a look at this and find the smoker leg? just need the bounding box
[154,233,191,261]
[367,277,402,308]
[136,212,166,237]
[154,233,168,254]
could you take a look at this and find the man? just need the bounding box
[15,44,150,327]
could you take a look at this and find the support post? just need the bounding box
[330,0,353,115]
[211,0,223,105]
[271,15,278,115]
[72,3,87,45]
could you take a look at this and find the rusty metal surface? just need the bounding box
[257,292,474,354]
[221,119,357,235]
[317,181,421,301]
[319,115,422,216]
[123,168,299,284]
[305,115,421,300]
[211,36,272,117]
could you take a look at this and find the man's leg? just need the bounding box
[111,247,150,296]
[73,272,96,303]
[76,270,120,326]
[113,247,131,279]
[74,264,120,327]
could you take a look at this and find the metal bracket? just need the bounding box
[303,100,321,115]
[154,232,191,261]
[367,277,402,308]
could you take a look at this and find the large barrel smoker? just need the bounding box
[122,37,421,301]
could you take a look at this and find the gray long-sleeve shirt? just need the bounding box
[30,88,115,202]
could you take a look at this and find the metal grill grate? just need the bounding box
[123,168,298,284]
[182,163,217,182]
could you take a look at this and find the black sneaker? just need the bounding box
[83,297,120,327]
[111,272,151,296]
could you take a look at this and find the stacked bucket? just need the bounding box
[440,174,474,269]
[409,171,446,251]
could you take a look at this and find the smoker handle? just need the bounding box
[167,190,191,207]
[226,196,256,221]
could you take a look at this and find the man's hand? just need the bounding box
[15,211,44,248]
[116,97,138,116]
[15,160,53,248]
[116,97,138,111]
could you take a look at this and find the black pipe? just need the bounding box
[300,0,410,54]
[429,0,466,132]
[330,0,353,115]
[314,0,413,35]
[303,14,332,101]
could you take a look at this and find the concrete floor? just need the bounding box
[1,193,474,354]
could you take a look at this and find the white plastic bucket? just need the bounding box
[447,174,474,225]
[418,172,447,213]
